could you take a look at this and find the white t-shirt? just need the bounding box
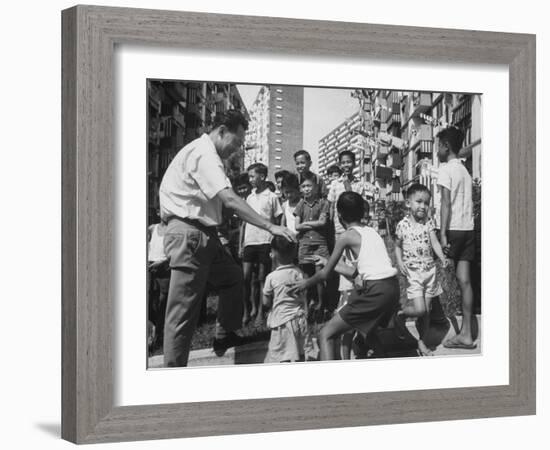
[282,200,297,234]
[263,264,307,328]
[243,188,283,246]
[159,134,232,227]
[435,159,474,231]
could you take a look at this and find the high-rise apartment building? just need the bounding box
[147,80,248,223]
[244,85,304,178]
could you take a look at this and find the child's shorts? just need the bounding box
[298,241,330,265]
[242,244,271,266]
[267,314,316,362]
[337,276,400,336]
[405,265,442,299]
[446,230,475,262]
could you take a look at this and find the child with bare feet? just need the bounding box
[394,183,449,356]
[262,237,313,362]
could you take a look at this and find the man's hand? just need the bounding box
[440,257,450,268]
[269,224,297,242]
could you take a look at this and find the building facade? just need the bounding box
[319,90,482,205]
[244,85,304,178]
[147,80,248,224]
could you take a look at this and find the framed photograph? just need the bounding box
[62,5,535,444]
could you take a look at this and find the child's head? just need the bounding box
[293,150,312,174]
[338,150,356,176]
[233,173,251,198]
[274,169,290,192]
[247,163,268,189]
[406,183,431,221]
[270,236,297,265]
[436,127,464,163]
[336,191,365,228]
[266,181,276,192]
[281,173,300,202]
[327,164,342,182]
[299,172,317,200]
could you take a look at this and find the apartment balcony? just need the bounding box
[375,165,393,181]
[415,141,434,162]
[386,113,401,129]
[409,124,433,150]
[409,92,432,119]
[387,152,402,169]
[377,144,390,161]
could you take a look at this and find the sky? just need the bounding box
[237,84,358,171]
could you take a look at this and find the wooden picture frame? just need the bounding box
[61,5,536,444]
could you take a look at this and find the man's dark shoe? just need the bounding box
[212,332,246,355]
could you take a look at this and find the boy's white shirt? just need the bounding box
[243,188,283,246]
[435,159,474,231]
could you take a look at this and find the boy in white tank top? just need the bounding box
[289,192,399,360]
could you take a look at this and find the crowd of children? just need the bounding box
[148,126,478,362]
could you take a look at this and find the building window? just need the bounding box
[276,114,283,118]
[276,97,283,101]
[275,147,282,151]
[276,88,283,93]
[275,139,282,143]
[275,165,282,169]
[275,131,283,135]
[276,122,283,127]
[276,105,283,110]
[275,156,282,160]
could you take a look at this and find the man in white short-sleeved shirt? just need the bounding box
[436,126,477,351]
[159,110,295,367]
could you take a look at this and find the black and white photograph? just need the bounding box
[146,80,482,368]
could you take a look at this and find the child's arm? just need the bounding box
[262,292,273,309]
[312,255,357,279]
[394,238,408,276]
[262,276,273,309]
[301,201,329,229]
[429,229,449,266]
[439,186,452,252]
[294,215,312,231]
[288,232,351,295]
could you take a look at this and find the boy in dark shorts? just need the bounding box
[436,127,477,349]
[294,172,331,314]
[289,192,399,360]
[242,163,283,325]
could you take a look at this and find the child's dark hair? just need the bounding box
[300,171,316,184]
[281,172,300,191]
[274,169,290,180]
[266,181,276,192]
[436,127,464,154]
[337,191,365,223]
[232,173,250,189]
[247,162,268,177]
[293,150,311,161]
[327,165,342,177]
[212,109,249,133]
[338,150,356,164]
[271,236,297,260]
[406,183,431,199]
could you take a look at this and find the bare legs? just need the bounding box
[444,260,475,347]
[398,296,433,356]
